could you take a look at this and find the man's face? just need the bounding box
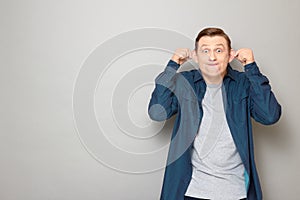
[193,36,234,83]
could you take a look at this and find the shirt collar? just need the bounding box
[193,64,237,83]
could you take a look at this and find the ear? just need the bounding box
[192,49,198,63]
[229,49,235,62]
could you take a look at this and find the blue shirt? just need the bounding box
[148,60,281,200]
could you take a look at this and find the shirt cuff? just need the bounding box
[167,60,180,70]
[244,62,260,75]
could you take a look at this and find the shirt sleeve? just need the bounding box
[244,62,282,125]
[148,60,180,121]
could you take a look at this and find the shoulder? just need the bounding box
[176,69,199,85]
[228,66,250,85]
[178,69,201,81]
[226,66,251,98]
[168,69,200,95]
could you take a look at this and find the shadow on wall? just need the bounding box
[253,113,289,151]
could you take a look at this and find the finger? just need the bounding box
[236,55,247,64]
[231,50,237,58]
[183,49,187,58]
[183,49,188,58]
[233,53,243,63]
[178,50,186,59]
[187,49,192,59]
[234,49,242,57]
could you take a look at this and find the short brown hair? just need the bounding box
[195,27,231,51]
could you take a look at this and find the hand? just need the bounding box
[234,48,255,66]
[171,48,192,65]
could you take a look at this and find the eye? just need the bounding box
[202,49,209,54]
[216,49,223,53]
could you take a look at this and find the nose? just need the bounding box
[209,51,216,61]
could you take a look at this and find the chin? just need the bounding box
[206,70,222,76]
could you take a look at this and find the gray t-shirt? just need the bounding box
[185,83,247,200]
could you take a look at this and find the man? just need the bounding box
[148,27,281,200]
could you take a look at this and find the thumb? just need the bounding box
[233,49,239,57]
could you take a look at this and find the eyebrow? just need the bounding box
[200,44,225,48]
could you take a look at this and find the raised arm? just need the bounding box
[235,48,282,125]
[148,48,191,121]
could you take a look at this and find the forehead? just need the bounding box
[198,36,228,48]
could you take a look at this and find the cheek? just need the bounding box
[218,55,230,64]
[197,56,208,64]
[220,54,230,61]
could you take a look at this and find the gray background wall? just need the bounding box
[1,0,299,199]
